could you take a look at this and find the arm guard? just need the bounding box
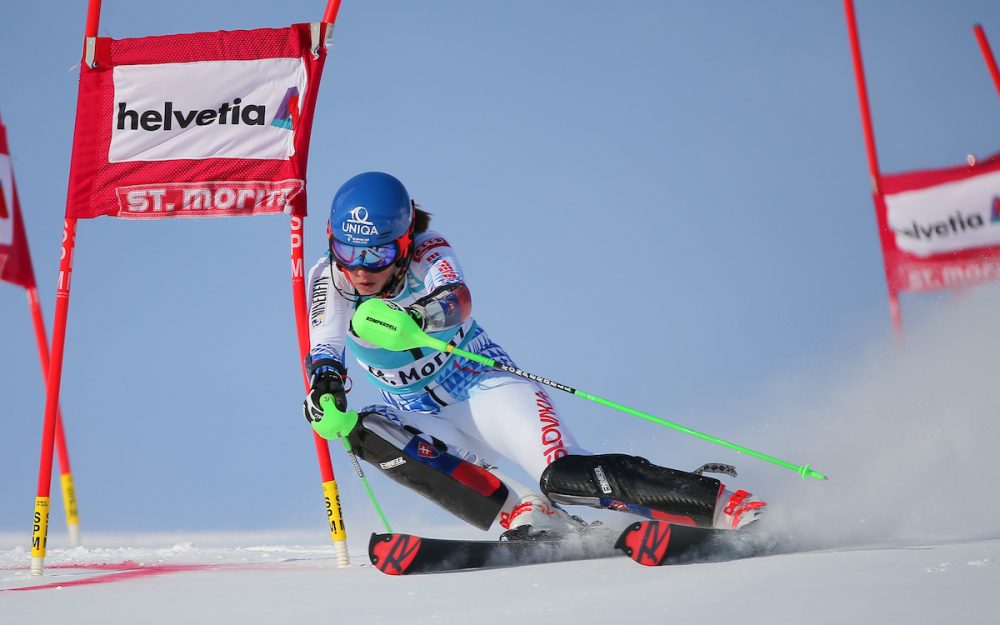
[410,283,472,333]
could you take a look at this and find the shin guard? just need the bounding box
[348,408,509,530]
[540,454,721,527]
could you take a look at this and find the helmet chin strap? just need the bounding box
[381,261,408,298]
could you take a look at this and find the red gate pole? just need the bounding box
[285,0,350,567]
[323,0,342,25]
[31,219,78,576]
[27,286,81,547]
[30,0,100,576]
[843,0,903,340]
[291,216,349,566]
[973,24,1000,99]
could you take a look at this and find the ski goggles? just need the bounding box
[331,240,400,271]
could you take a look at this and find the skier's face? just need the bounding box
[346,266,394,295]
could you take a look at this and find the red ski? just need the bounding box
[368,529,618,575]
[368,521,767,575]
[615,520,761,566]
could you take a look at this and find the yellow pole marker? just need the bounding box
[31,497,50,575]
[60,473,81,547]
[322,480,349,567]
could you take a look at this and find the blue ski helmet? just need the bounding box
[329,172,413,247]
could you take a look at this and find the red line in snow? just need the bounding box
[1,562,275,592]
[45,561,142,570]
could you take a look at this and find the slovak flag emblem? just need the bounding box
[417,441,439,458]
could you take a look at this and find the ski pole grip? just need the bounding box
[310,395,359,440]
[352,299,449,352]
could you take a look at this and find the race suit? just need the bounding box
[306,230,588,529]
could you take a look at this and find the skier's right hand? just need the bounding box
[303,368,347,423]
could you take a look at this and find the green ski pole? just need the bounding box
[352,299,829,481]
[311,395,393,532]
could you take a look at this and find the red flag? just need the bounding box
[878,152,1000,292]
[66,24,329,220]
[0,115,36,289]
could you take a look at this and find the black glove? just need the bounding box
[303,361,347,423]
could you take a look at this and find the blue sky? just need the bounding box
[1,1,998,536]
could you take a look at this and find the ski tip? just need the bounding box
[368,532,422,575]
[616,521,673,567]
[613,521,643,552]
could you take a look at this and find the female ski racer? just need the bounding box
[303,171,765,539]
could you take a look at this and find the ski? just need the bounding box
[615,520,766,566]
[368,521,768,575]
[367,529,619,575]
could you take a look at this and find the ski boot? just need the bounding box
[499,495,591,542]
[695,463,767,529]
[713,488,766,529]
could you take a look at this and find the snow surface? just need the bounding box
[1,530,998,624]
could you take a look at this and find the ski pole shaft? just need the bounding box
[315,395,393,532]
[350,299,829,480]
[340,437,393,533]
[441,345,827,480]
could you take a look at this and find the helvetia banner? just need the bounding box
[65,25,328,220]
[0,116,36,288]
[879,152,1000,292]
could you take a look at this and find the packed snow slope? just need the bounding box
[0,530,997,624]
[2,289,997,624]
